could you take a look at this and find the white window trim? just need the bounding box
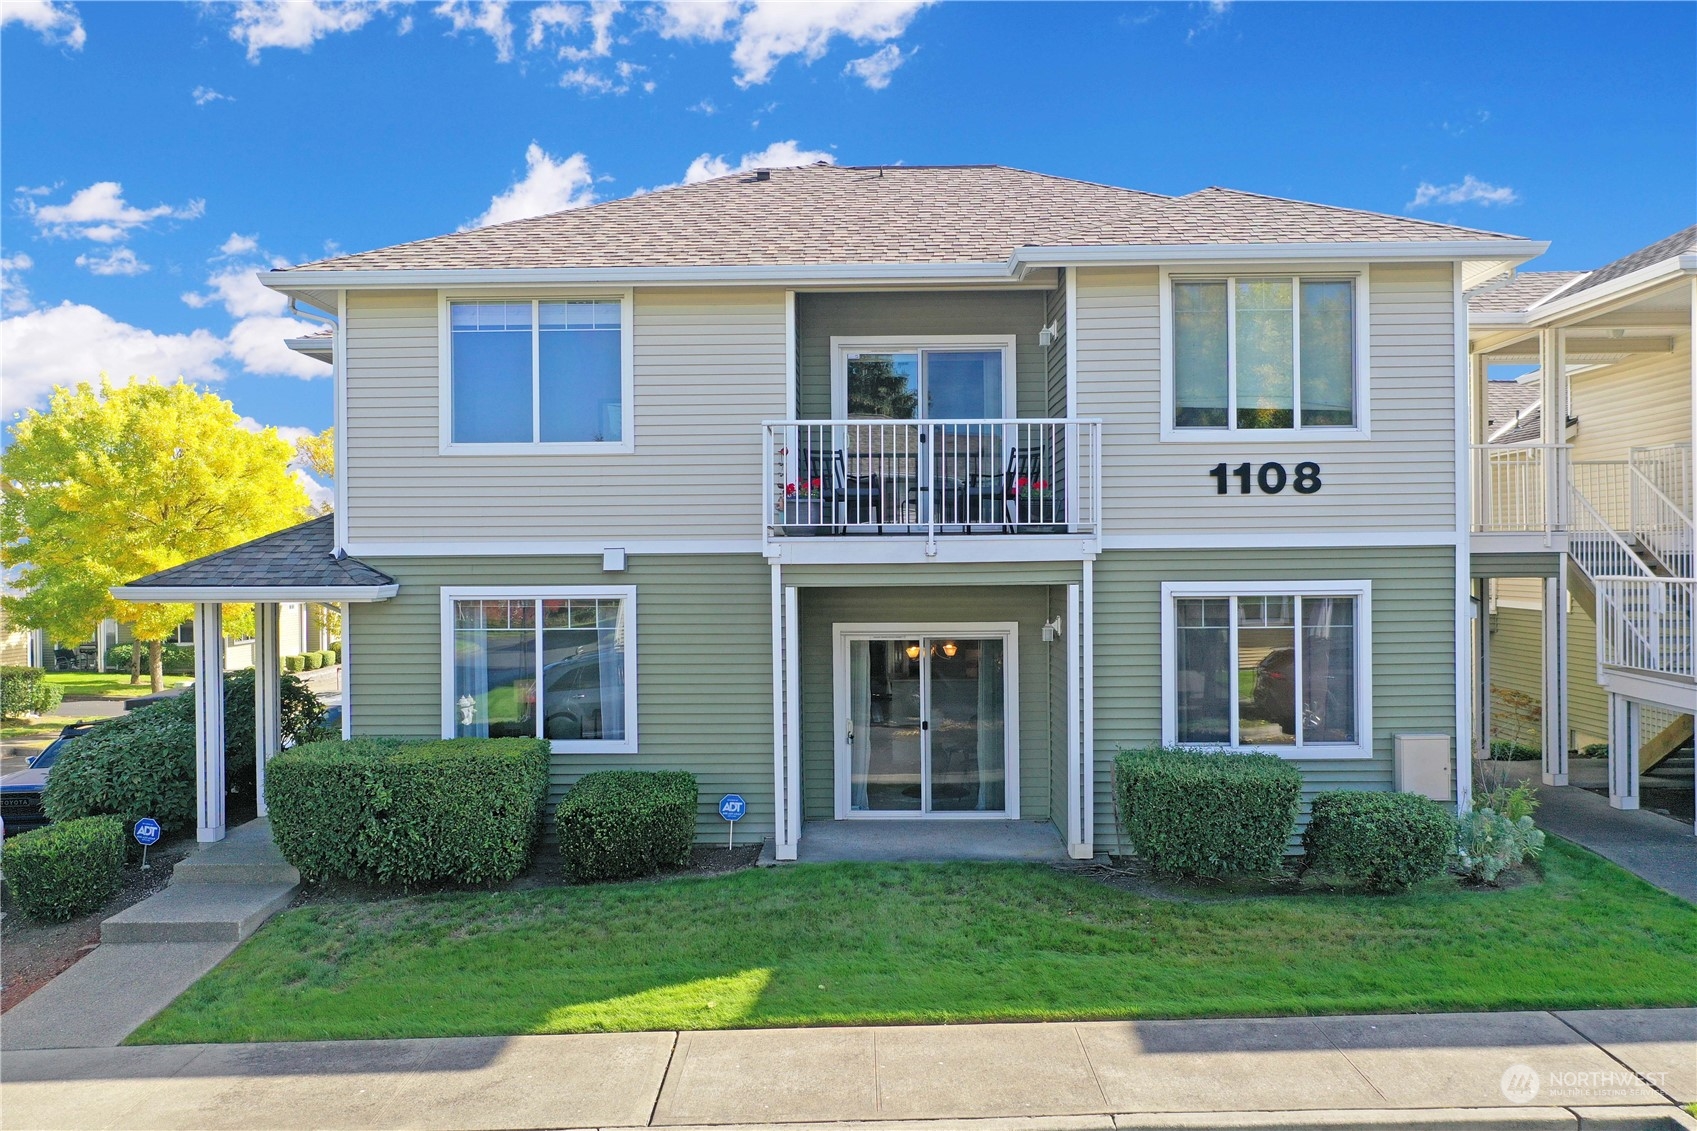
[829,334,1018,419]
[439,584,638,754]
[437,290,635,455]
[1158,267,1371,442]
[1160,579,1373,761]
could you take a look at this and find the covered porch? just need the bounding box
[110,515,398,843]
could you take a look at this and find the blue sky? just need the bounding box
[3,1,1693,445]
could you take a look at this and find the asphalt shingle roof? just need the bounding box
[285,164,1526,273]
[1467,270,1584,314]
[123,516,396,591]
[1485,381,1542,442]
[1561,224,1697,298]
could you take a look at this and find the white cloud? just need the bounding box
[192,85,233,106]
[21,181,205,243]
[435,0,515,62]
[682,140,834,186]
[560,57,646,94]
[1,253,34,315]
[227,0,387,62]
[75,247,149,276]
[1187,0,1230,43]
[220,232,260,256]
[464,143,596,228]
[562,0,621,60]
[1409,175,1520,209]
[183,249,328,379]
[689,98,718,115]
[660,0,932,87]
[0,1,86,50]
[843,42,905,89]
[0,301,228,411]
[526,1,582,49]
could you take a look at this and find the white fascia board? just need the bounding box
[283,337,334,362]
[261,261,1019,293]
[1012,239,1549,268]
[111,584,399,603]
[1524,257,1697,323]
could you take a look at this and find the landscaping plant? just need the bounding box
[1302,790,1457,891]
[1456,807,1546,884]
[265,736,550,885]
[1113,747,1301,879]
[4,815,127,921]
[557,770,698,883]
[104,643,196,676]
[0,665,64,717]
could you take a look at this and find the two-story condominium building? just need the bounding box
[117,164,1550,856]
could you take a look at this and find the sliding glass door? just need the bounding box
[840,630,1012,817]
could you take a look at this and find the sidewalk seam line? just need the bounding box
[1547,1009,1683,1108]
[1072,1023,1110,1108]
[1309,1017,1390,1103]
[649,1030,681,1127]
[873,1027,883,1114]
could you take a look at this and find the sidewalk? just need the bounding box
[3,1009,1692,1130]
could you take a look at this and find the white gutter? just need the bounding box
[111,584,399,602]
[1009,238,1548,268]
[1520,254,1697,323]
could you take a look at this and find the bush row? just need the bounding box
[4,815,127,921]
[282,648,341,673]
[557,770,697,882]
[104,643,196,675]
[1,666,63,717]
[266,737,550,886]
[44,669,325,832]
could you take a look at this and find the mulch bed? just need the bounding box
[0,835,196,1013]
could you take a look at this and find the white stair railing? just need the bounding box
[1567,467,1655,581]
[1628,444,1694,577]
[1593,576,1697,679]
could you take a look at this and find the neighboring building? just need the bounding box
[0,606,41,668]
[115,163,1558,852]
[1469,226,1696,826]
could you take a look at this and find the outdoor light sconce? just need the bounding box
[905,643,922,661]
[941,641,958,658]
[1037,321,1059,348]
[1042,616,1063,643]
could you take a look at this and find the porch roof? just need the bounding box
[110,515,398,603]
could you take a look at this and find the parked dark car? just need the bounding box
[1251,642,1351,740]
[1,722,96,835]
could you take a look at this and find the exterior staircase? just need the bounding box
[100,818,299,944]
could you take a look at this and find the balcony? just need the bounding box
[762,419,1101,552]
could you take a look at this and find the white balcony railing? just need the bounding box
[1594,576,1697,680]
[762,418,1101,542]
[1473,443,1568,533]
[1630,444,1694,576]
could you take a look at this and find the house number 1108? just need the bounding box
[1208,461,1322,495]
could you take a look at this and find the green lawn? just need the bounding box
[130,838,1697,1045]
[44,672,191,700]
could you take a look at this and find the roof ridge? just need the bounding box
[1177,185,1522,240]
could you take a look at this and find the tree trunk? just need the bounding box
[129,642,141,685]
[149,639,164,695]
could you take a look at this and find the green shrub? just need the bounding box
[1579,742,1609,759]
[44,671,323,832]
[1113,747,1301,879]
[1457,808,1546,884]
[1,666,63,717]
[318,650,337,668]
[301,652,322,670]
[284,654,305,673]
[104,643,196,675]
[1489,740,1541,761]
[4,815,126,921]
[1475,781,1539,822]
[557,770,698,883]
[329,643,343,662]
[265,737,550,886]
[1302,791,1457,891]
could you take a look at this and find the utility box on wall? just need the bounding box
[1394,734,1454,801]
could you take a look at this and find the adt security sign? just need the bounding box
[133,817,162,870]
[718,794,746,849]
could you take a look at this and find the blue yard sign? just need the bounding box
[719,794,746,850]
[133,816,161,871]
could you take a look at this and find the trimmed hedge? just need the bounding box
[1113,747,1302,879]
[284,655,305,673]
[557,770,698,883]
[301,652,322,670]
[44,670,324,832]
[1,665,63,717]
[105,643,196,675]
[1490,740,1542,761]
[4,815,126,921]
[265,737,550,886]
[1302,791,1458,891]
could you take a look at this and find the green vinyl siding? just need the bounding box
[1091,546,1459,852]
[795,290,1051,419]
[797,585,1060,825]
[347,553,775,840]
[1472,552,1562,579]
[1046,277,1069,419]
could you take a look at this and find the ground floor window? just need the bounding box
[1162,581,1370,758]
[441,586,636,752]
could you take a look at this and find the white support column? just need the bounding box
[254,602,281,817]
[769,563,794,861]
[1541,571,1569,786]
[193,602,226,843]
[1080,559,1096,856]
[1064,582,1084,858]
[338,602,352,739]
[782,585,801,860]
[1607,694,1641,810]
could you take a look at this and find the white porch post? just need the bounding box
[193,601,226,843]
[254,602,281,817]
[1065,582,1085,858]
[769,563,795,861]
[1541,570,1569,786]
[783,584,801,860]
[1607,694,1641,810]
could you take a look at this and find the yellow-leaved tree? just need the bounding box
[1,379,312,692]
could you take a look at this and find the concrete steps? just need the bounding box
[170,818,300,886]
[100,818,298,945]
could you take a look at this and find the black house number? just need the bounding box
[1208,461,1322,495]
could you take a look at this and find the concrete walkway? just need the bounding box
[775,820,1069,864]
[1497,761,1697,904]
[3,1009,1692,1130]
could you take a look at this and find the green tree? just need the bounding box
[2,379,311,692]
[294,427,334,516]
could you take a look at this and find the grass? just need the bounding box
[0,713,95,740]
[129,838,1697,1045]
[43,672,191,700]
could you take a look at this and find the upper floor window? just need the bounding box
[447,297,627,449]
[1170,276,1359,433]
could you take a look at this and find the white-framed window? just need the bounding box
[1160,272,1367,440]
[439,586,637,753]
[830,335,1017,420]
[1160,580,1372,759]
[438,292,634,453]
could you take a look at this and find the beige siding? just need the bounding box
[1570,340,1693,462]
[343,288,787,545]
[346,553,776,839]
[1487,584,1608,749]
[1075,264,1459,534]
